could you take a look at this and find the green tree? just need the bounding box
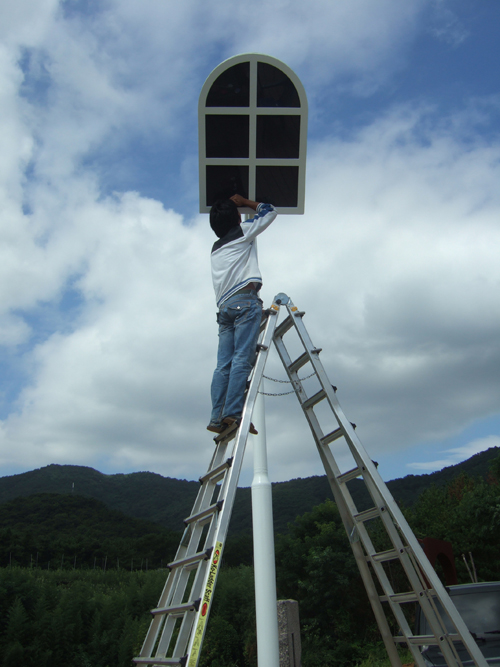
[405,471,500,582]
[200,565,256,667]
[2,641,25,667]
[275,500,380,667]
[2,598,30,666]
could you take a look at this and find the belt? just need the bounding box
[233,283,260,296]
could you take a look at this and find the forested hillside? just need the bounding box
[0,446,498,536]
[0,493,180,570]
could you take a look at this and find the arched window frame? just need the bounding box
[199,53,308,215]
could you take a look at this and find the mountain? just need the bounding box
[0,465,197,531]
[0,446,498,536]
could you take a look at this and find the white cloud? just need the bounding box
[1,0,500,485]
[4,102,499,483]
[10,0,431,192]
[0,0,58,48]
[0,192,215,477]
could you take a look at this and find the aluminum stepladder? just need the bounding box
[134,292,487,667]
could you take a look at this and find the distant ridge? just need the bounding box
[0,446,498,535]
[0,465,197,532]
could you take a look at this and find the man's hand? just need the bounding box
[230,194,259,210]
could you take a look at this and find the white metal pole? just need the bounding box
[251,380,280,667]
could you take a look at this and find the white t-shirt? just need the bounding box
[210,203,278,308]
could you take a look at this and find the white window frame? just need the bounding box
[199,53,308,215]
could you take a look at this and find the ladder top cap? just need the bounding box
[273,292,290,306]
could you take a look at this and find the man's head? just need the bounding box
[210,198,241,238]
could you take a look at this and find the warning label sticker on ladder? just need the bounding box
[188,541,223,667]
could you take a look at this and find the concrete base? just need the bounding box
[277,600,301,667]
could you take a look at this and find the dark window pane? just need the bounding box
[256,166,298,207]
[206,115,249,158]
[206,62,250,107]
[206,165,249,206]
[257,62,300,107]
[256,116,300,158]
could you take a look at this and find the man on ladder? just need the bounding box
[206,194,277,436]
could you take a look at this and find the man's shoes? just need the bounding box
[222,416,258,435]
[207,422,224,434]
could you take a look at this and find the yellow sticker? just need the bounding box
[187,541,223,667]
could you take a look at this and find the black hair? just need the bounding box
[209,199,240,238]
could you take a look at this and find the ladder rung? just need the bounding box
[397,634,460,646]
[168,547,213,571]
[336,466,362,483]
[184,500,223,526]
[354,507,380,522]
[368,548,400,563]
[274,315,294,338]
[151,599,201,617]
[134,657,187,666]
[302,389,326,411]
[322,427,344,446]
[199,458,233,484]
[380,591,419,604]
[214,422,238,443]
[288,351,309,373]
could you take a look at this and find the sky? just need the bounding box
[1,0,500,488]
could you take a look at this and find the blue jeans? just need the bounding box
[210,291,263,425]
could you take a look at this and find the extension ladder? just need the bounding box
[134,293,487,667]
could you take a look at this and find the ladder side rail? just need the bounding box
[297,381,420,664]
[154,616,185,663]
[165,451,229,588]
[138,557,192,660]
[274,324,431,649]
[273,331,410,667]
[138,615,168,663]
[151,523,202,620]
[314,440,407,667]
[316,426,462,667]
[368,501,472,667]
[139,480,236,661]
[340,427,488,667]
[183,305,280,667]
[404,549,467,667]
[149,505,224,663]
[137,448,234,662]
[352,488,462,666]
[170,562,211,659]
[168,441,233,579]
[280,301,487,667]
[170,497,228,660]
[155,483,232,658]
[316,443,422,654]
